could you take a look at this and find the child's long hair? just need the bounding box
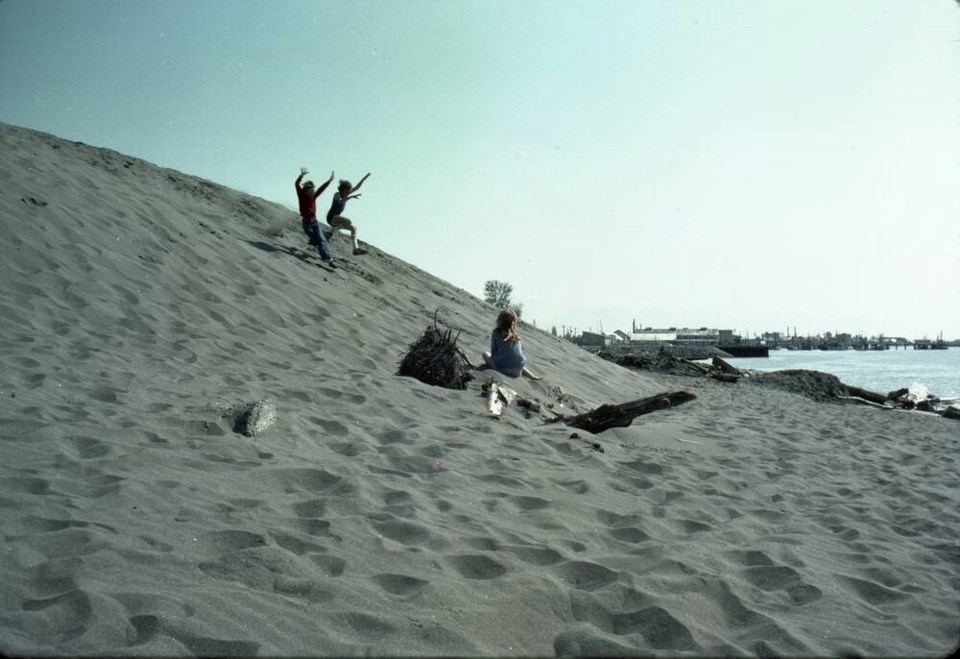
[495,309,520,343]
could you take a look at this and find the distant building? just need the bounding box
[625,324,733,346]
[579,331,607,347]
[629,331,677,343]
[762,332,783,345]
[577,331,625,347]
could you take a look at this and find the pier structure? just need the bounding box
[568,323,954,357]
[914,332,948,350]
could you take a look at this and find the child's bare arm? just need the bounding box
[350,173,371,194]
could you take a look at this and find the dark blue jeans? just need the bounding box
[301,216,331,261]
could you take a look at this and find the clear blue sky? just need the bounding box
[2,0,958,339]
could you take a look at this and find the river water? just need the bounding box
[723,347,959,399]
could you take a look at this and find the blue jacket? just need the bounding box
[490,331,526,371]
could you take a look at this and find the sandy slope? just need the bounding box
[1,123,957,657]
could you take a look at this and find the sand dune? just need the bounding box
[1,123,958,656]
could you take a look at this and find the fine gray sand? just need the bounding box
[1,123,958,657]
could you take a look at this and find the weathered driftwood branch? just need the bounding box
[706,357,742,383]
[483,382,517,417]
[680,358,712,374]
[712,356,740,375]
[845,386,887,406]
[836,395,893,410]
[549,390,695,434]
[711,373,740,383]
[836,384,960,419]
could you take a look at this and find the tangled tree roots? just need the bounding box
[397,313,474,390]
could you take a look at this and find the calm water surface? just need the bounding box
[724,347,959,398]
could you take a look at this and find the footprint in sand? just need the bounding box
[329,441,364,457]
[195,530,267,555]
[22,589,93,643]
[554,561,619,591]
[507,545,565,566]
[22,557,82,600]
[18,515,91,534]
[477,473,525,488]
[743,565,804,590]
[128,614,161,645]
[608,526,651,544]
[555,479,590,494]
[610,606,698,650]
[307,417,349,437]
[326,611,395,641]
[269,532,326,556]
[292,518,340,539]
[463,536,500,552]
[375,428,414,446]
[446,554,507,580]
[837,574,911,605]
[372,518,432,547]
[64,435,112,459]
[372,573,429,599]
[729,550,824,605]
[621,458,666,476]
[290,498,327,518]
[509,495,551,511]
[1,476,51,495]
[308,554,346,577]
[382,489,413,506]
[263,468,347,495]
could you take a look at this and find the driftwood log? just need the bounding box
[680,358,712,374]
[712,356,741,375]
[482,382,517,417]
[549,390,695,434]
[836,395,892,410]
[846,385,887,406]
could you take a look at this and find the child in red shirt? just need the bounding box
[295,167,334,263]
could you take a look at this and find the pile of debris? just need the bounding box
[598,349,713,377]
[397,313,474,390]
[604,350,958,420]
[479,377,696,450]
[599,350,745,382]
[749,371,959,419]
[749,369,849,402]
[876,385,959,418]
